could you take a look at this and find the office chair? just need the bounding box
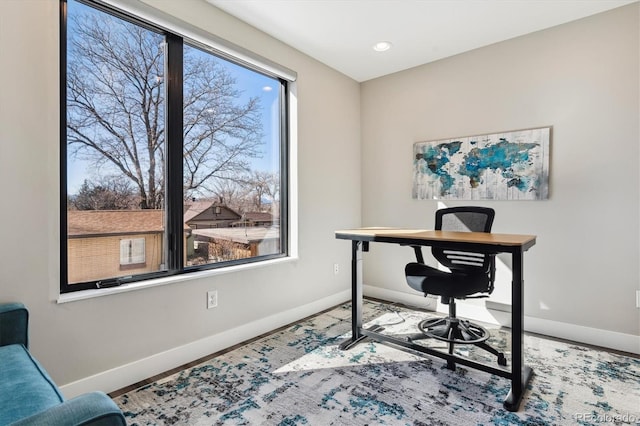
[405,206,506,370]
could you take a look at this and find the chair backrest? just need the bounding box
[432,206,495,275]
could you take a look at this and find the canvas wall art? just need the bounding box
[412,127,550,200]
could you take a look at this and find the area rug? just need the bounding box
[114,300,640,425]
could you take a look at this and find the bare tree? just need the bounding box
[70,178,138,211]
[249,171,280,211]
[183,45,263,200]
[66,9,263,209]
[205,177,246,213]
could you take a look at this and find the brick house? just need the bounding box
[67,210,165,284]
[67,203,279,281]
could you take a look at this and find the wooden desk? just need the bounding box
[335,227,536,412]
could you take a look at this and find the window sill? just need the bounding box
[57,256,297,304]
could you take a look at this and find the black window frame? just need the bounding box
[60,0,290,293]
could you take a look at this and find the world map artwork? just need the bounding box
[412,127,550,200]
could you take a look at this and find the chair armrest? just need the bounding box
[10,391,126,426]
[0,303,29,348]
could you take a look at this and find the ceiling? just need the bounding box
[207,0,636,82]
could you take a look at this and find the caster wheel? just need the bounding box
[498,353,507,366]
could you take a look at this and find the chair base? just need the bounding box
[407,316,507,368]
[418,316,489,344]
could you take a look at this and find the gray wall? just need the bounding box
[0,0,360,391]
[360,4,639,340]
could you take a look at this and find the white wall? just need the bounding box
[1,0,637,396]
[0,0,360,394]
[360,4,639,351]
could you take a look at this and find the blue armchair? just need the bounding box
[0,303,126,426]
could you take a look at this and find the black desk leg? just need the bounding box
[504,248,533,411]
[339,240,366,350]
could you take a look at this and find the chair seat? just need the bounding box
[405,262,490,298]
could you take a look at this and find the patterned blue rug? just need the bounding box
[114,300,640,425]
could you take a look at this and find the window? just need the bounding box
[120,238,146,267]
[61,0,290,293]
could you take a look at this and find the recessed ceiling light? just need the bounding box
[373,41,392,52]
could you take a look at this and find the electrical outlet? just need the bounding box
[636,290,640,309]
[207,290,218,309]
[333,263,339,275]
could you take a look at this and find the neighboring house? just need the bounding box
[67,204,279,279]
[191,226,280,260]
[183,201,241,262]
[67,210,165,284]
[232,212,275,227]
[184,201,241,229]
[184,201,278,263]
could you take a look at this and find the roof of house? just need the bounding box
[184,201,241,224]
[191,227,280,244]
[183,200,213,223]
[243,212,273,222]
[67,210,164,237]
[67,205,275,237]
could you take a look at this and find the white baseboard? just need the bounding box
[363,285,438,311]
[59,290,351,399]
[61,287,639,398]
[365,286,639,355]
[460,301,639,355]
[523,315,640,355]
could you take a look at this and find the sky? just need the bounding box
[66,0,281,195]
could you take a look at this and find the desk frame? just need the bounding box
[335,228,536,412]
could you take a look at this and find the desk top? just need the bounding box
[335,227,536,251]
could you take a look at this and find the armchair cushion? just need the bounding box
[10,392,126,426]
[0,344,64,425]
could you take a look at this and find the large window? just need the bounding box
[61,0,289,293]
